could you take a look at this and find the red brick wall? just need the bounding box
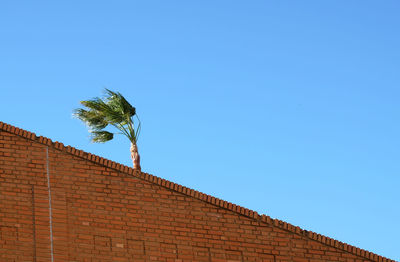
[0,124,394,262]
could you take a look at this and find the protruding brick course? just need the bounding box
[0,121,395,261]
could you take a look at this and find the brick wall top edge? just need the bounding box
[0,120,394,262]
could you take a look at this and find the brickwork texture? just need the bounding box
[0,122,395,262]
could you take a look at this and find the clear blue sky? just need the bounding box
[1,1,399,260]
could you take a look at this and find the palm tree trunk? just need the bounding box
[130,142,141,171]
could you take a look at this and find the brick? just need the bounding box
[0,123,394,262]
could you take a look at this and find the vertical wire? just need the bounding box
[46,147,54,262]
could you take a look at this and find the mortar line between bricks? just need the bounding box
[46,146,54,262]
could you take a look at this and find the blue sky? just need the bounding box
[1,1,399,260]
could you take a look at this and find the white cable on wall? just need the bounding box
[46,147,54,262]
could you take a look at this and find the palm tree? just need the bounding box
[73,89,142,171]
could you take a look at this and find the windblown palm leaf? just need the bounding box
[91,130,114,143]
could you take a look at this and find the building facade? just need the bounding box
[0,122,394,261]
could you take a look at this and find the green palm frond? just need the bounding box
[105,89,136,117]
[80,97,106,112]
[91,130,114,143]
[81,98,126,125]
[73,89,140,144]
[73,108,108,130]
